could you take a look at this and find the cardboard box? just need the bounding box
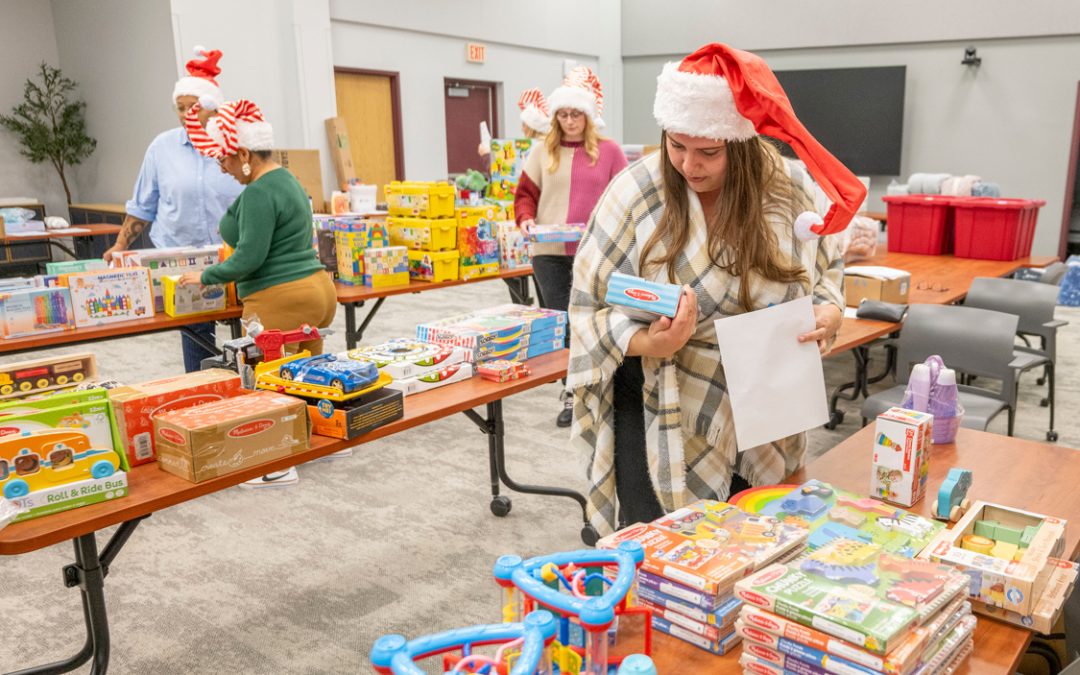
[339,339,471,380]
[8,471,128,523]
[325,117,357,189]
[407,250,458,282]
[116,246,221,312]
[108,369,243,466]
[871,407,933,507]
[969,558,1077,633]
[307,386,403,440]
[153,391,310,483]
[160,275,227,317]
[0,352,97,399]
[271,149,325,213]
[923,501,1067,615]
[385,361,473,396]
[44,259,108,275]
[362,246,409,287]
[62,267,155,327]
[844,266,911,307]
[0,286,75,338]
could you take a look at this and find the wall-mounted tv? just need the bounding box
[768,66,905,176]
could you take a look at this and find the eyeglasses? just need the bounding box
[556,110,584,121]
[915,281,950,293]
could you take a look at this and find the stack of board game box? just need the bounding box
[596,500,810,656]
[416,304,566,363]
[338,338,473,397]
[734,537,975,675]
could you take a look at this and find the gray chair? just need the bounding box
[1039,261,1068,286]
[860,304,1021,435]
[965,276,1066,441]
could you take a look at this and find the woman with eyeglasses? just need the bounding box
[568,44,864,534]
[514,67,628,428]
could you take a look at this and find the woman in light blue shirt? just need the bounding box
[105,48,242,372]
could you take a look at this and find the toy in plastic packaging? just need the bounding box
[901,355,963,443]
[0,497,23,531]
[838,215,880,263]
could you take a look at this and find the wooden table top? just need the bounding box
[0,223,121,244]
[647,426,1080,674]
[0,350,568,555]
[0,307,244,355]
[861,251,1058,305]
[69,203,126,214]
[335,267,533,303]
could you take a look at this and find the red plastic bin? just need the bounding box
[882,195,955,254]
[952,198,1045,261]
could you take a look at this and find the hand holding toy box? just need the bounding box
[160,275,227,317]
[116,246,221,312]
[528,222,586,243]
[605,272,683,321]
[871,407,933,508]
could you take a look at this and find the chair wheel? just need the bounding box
[1040,398,1050,407]
[1047,431,1059,442]
[1037,377,1046,386]
[824,410,844,430]
[580,524,600,547]
[490,496,512,517]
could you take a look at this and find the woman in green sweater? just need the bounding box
[179,100,336,354]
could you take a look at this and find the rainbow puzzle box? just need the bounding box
[62,267,154,327]
[0,286,75,338]
[605,272,682,321]
[871,407,933,508]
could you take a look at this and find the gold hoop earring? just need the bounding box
[242,163,251,177]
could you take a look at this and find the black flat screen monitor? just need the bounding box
[768,66,905,176]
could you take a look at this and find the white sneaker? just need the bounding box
[240,466,299,488]
[309,448,354,463]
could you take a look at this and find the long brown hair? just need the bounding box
[639,132,811,312]
[545,114,600,173]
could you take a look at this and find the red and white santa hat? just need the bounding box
[517,88,551,135]
[184,99,274,158]
[547,66,605,129]
[653,43,866,240]
[173,46,224,109]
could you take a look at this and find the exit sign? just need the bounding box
[466,42,486,64]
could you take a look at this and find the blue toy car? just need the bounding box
[279,354,379,392]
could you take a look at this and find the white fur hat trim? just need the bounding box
[653,62,756,140]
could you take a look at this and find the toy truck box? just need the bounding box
[0,352,97,400]
[153,391,309,483]
[871,408,933,508]
[108,369,244,467]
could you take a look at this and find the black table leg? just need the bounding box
[8,517,146,675]
[462,400,597,546]
[343,299,385,350]
[226,317,242,341]
[503,276,534,305]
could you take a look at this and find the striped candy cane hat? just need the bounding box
[517,88,551,135]
[547,66,605,129]
[184,99,274,158]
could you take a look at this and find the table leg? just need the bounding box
[503,276,534,305]
[226,317,242,341]
[343,299,385,350]
[462,400,597,546]
[7,517,145,675]
[46,239,80,260]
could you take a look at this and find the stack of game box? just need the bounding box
[333,216,390,286]
[416,304,566,363]
[474,304,566,359]
[734,538,975,675]
[596,500,810,656]
[339,338,473,396]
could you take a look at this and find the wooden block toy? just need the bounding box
[991,541,1019,561]
[934,467,972,522]
[827,506,866,528]
[974,520,997,539]
[961,534,994,554]
[995,524,1024,546]
[1021,525,1040,548]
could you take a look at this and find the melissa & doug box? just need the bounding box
[605,272,682,321]
[108,369,244,466]
[62,267,155,328]
[871,407,933,508]
[153,390,309,483]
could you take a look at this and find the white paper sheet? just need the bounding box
[713,296,829,451]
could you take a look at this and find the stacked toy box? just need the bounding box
[387,184,461,283]
[598,500,809,656]
[416,305,566,363]
[362,246,409,288]
[332,216,390,286]
[474,304,565,359]
[339,338,473,397]
[734,538,975,675]
[457,207,502,280]
[116,245,222,313]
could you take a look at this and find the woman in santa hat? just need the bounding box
[107,47,243,373]
[478,87,552,158]
[569,44,865,534]
[514,67,628,428]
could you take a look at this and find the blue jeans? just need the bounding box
[182,321,218,373]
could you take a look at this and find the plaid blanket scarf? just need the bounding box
[568,152,845,534]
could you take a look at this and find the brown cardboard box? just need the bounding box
[108,369,243,467]
[843,268,910,307]
[308,386,403,440]
[270,149,325,212]
[153,390,309,483]
[325,117,357,189]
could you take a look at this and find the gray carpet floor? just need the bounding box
[1,281,1077,674]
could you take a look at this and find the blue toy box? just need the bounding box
[605,272,682,321]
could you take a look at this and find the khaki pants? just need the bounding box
[242,271,338,355]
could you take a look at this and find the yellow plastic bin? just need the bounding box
[385,181,456,218]
[407,250,459,282]
[459,262,500,281]
[388,217,458,251]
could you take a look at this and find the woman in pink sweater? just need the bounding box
[515,66,628,427]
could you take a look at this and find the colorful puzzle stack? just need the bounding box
[457,205,502,280]
[416,304,566,364]
[597,500,810,656]
[332,216,390,286]
[734,537,975,675]
[386,184,460,283]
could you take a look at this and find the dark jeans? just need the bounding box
[613,356,751,528]
[531,254,573,349]
[182,321,218,373]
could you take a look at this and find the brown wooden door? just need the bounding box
[444,79,499,177]
[334,70,403,199]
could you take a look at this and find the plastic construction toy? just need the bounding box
[250,323,323,362]
[494,542,651,674]
[254,351,391,403]
[935,468,973,522]
[371,610,558,675]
